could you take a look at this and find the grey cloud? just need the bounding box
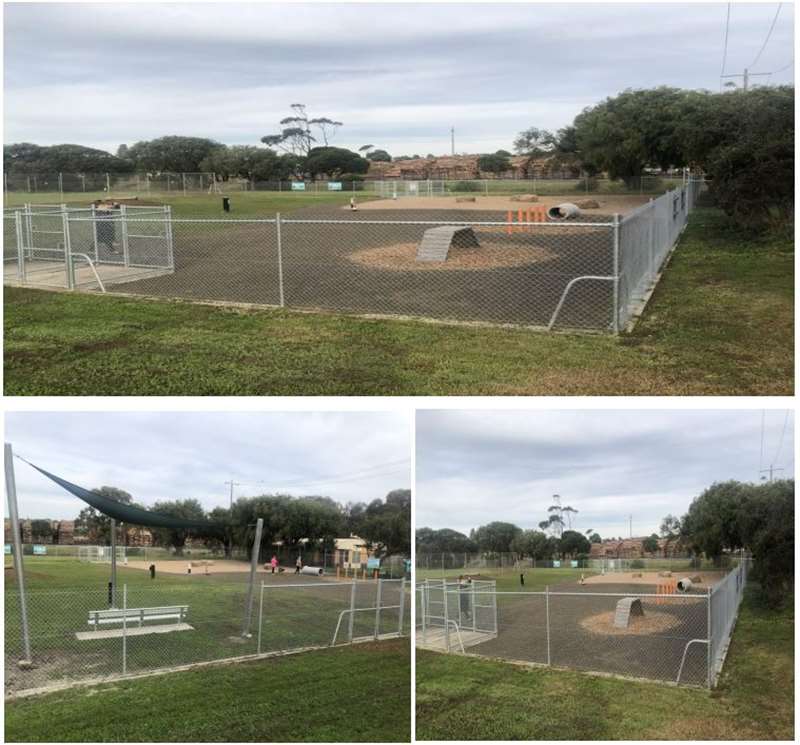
[415,410,794,538]
[4,3,794,154]
[5,411,411,520]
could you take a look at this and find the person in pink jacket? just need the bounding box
[270,555,279,574]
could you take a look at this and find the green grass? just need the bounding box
[416,588,793,740]
[4,206,793,395]
[5,558,404,691]
[4,190,361,217]
[4,638,410,742]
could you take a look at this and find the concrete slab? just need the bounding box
[75,622,194,640]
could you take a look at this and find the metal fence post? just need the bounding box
[91,204,99,261]
[398,577,406,635]
[276,213,285,307]
[706,587,712,688]
[373,578,383,640]
[122,583,127,674]
[62,208,75,290]
[120,205,130,267]
[14,212,25,282]
[443,580,450,652]
[105,173,110,194]
[5,443,32,665]
[348,581,357,643]
[648,198,655,281]
[612,213,620,333]
[545,585,551,666]
[164,206,175,269]
[257,582,264,654]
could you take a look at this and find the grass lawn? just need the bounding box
[415,587,794,740]
[4,190,362,217]
[4,638,411,742]
[4,206,793,395]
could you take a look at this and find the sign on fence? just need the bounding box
[33,545,47,555]
[327,182,342,191]
[291,182,306,191]
[367,557,381,569]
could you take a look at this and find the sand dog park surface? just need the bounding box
[581,570,725,587]
[345,194,651,216]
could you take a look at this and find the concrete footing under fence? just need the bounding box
[4,261,173,290]
[75,623,195,640]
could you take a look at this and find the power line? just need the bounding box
[720,2,732,85]
[750,3,783,70]
[763,58,794,75]
[772,410,790,465]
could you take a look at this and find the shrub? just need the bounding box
[447,181,481,193]
[630,559,645,569]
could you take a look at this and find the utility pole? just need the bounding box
[759,465,784,482]
[720,67,770,91]
[450,127,455,156]
[629,514,633,539]
[225,480,241,509]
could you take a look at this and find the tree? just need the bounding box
[660,514,681,538]
[416,527,477,554]
[4,143,133,174]
[513,127,556,157]
[559,530,591,558]
[642,533,660,554]
[29,519,52,542]
[737,479,793,607]
[149,498,207,555]
[571,87,687,186]
[678,86,793,228]
[126,136,222,173]
[471,521,522,554]
[680,481,749,560]
[304,147,369,178]
[510,529,554,560]
[478,152,511,174]
[74,487,135,544]
[261,104,342,156]
[588,532,602,544]
[356,489,410,556]
[365,149,392,162]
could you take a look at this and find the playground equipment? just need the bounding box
[677,577,694,592]
[547,202,581,221]
[613,597,644,629]
[300,566,324,576]
[655,577,677,605]
[417,226,479,262]
[506,206,547,234]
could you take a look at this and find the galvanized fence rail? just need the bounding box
[4,577,407,696]
[415,561,748,689]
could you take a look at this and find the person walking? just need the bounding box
[94,200,120,255]
[270,555,279,574]
[295,556,303,574]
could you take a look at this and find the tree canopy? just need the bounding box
[124,136,223,173]
[470,521,522,554]
[4,143,133,174]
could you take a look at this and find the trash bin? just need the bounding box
[222,196,231,212]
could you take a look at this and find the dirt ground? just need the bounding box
[349,194,650,216]
[109,204,618,331]
[444,580,710,686]
[583,570,725,587]
[124,559,332,581]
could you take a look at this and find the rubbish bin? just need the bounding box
[222,196,231,212]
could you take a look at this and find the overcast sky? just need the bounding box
[416,409,794,539]
[4,2,795,155]
[5,411,411,520]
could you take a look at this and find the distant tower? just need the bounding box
[451,127,455,156]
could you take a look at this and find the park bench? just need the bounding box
[416,226,479,262]
[613,597,643,629]
[76,605,193,640]
[87,605,189,629]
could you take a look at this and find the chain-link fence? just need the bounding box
[4,182,702,333]
[4,172,690,197]
[415,552,731,576]
[416,562,749,688]
[5,577,407,696]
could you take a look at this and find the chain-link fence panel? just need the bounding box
[548,589,709,686]
[279,218,616,331]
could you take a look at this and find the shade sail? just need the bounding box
[25,460,223,534]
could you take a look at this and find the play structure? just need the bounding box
[416,226,480,262]
[506,206,548,233]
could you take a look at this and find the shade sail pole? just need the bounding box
[6,443,32,665]
[242,518,264,637]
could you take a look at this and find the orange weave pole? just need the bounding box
[506,209,513,235]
